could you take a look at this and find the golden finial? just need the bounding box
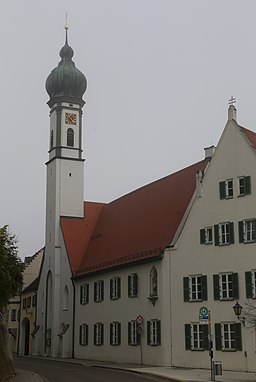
[65,12,69,30]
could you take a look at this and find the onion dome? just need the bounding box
[46,28,87,106]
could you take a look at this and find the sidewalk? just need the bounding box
[11,356,256,382]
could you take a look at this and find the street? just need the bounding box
[13,356,171,382]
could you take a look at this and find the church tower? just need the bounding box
[36,27,87,358]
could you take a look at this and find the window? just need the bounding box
[185,323,209,351]
[79,324,88,346]
[94,323,104,346]
[213,273,239,301]
[22,298,26,310]
[32,294,37,307]
[183,275,208,302]
[215,323,242,351]
[214,222,234,246]
[245,270,256,298]
[239,219,256,243]
[80,283,89,305]
[150,266,158,297]
[11,309,16,322]
[128,273,138,298]
[110,322,121,345]
[219,179,233,199]
[27,297,31,308]
[128,320,140,346]
[200,227,213,244]
[67,128,74,147]
[147,319,161,346]
[94,280,104,302]
[110,277,121,300]
[50,130,53,149]
[63,285,69,310]
[238,176,251,196]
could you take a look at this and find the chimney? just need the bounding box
[204,145,215,159]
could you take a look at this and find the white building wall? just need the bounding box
[74,258,171,366]
[171,119,256,372]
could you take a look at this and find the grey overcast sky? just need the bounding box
[1,0,256,260]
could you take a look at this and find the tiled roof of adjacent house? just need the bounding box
[61,159,210,277]
[240,126,256,149]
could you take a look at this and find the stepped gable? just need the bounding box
[62,158,210,277]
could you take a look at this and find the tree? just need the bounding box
[0,225,24,381]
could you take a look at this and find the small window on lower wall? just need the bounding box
[79,324,88,346]
[110,322,121,345]
[147,319,161,346]
[185,323,209,351]
[215,322,242,351]
[128,320,140,346]
[94,323,104,346]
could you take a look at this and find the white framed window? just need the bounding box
[215,222,234,245]
[79,324,88,346]
[223,323,236,350]
[215,322,242,351]
[237,176,251,196]
[110,277,121,300]
[200,227,213,245]
[219,179,234,199]
[190,276,202,301]
[147,319,161,346]
[245,270,256,298]
[110,321,121,345]
[128,273,138,297]
[94,323,104,346]
[220,273,233,300]
[191,324,204,350]
[80,283,89,304]
[94,280,104,302]
[239,219,256,243]
[128,320,140,346]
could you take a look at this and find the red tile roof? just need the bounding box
[61,159,210,277]
[240,126,256,149]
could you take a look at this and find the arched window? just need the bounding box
[150,266,158,297]
[67,128,74,147]
[50,130,53,149]
[63,285,69,310]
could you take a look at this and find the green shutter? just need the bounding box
[215,323,222,350]
[86,284,89,304]
[219,181,226,199]
[232,273,239,300]
[235,323,242,351]
[94,282,97,302]
[214,225,219,246]
[185,324,191,350]
[101,280,104,301]
[202,325,209,350]
[245,176,251,195]
[238,221,244,243]
[101,324,104,345]
[229,222,234,244]
[213,274,220,300]
[134,274,138,296]
[128,322,131,345]
[128,275,131,297]
[110,323,113,345]
[110,279,113,299]
[85,324,88,345]
[94,324,96,345]
[118,277,121,299]
[157,320,161,345]
[80,285,83,304]
[118,322,121,345]
[245,271,253,298]
[183,277,190,302]
[147,321,151,345]
[200,229,206,244]
[202,275,208,301]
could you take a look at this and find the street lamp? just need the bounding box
[232,301,245,326]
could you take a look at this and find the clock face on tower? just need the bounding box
[65,112,77,125]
